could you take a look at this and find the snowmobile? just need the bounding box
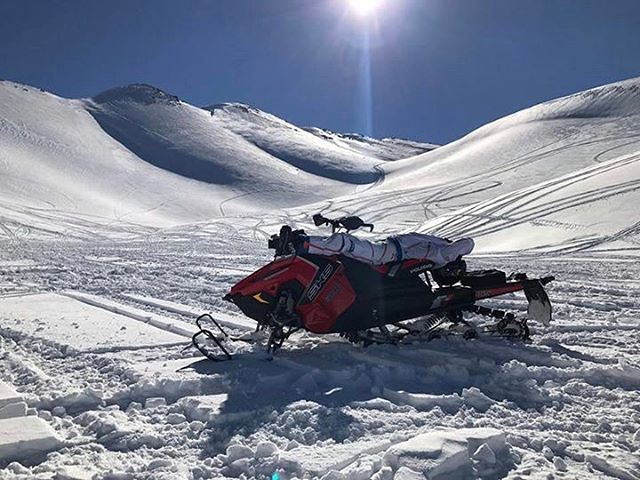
[192,215,554,361]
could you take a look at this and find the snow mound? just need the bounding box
[494,77,640,126]
[0,80,238,234]
[203,101,380,183]
[419,150,640,254]
[382,428,509,479]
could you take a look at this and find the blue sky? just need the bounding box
[2,0,639,144]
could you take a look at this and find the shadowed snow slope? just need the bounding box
[0,82,236,237]
[298,77,640,256]
[0,81,435,239]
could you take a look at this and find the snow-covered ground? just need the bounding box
[1,78,640,479]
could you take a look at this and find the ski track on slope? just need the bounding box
[1,240,640,479]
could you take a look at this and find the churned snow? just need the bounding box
[1,77,640,478]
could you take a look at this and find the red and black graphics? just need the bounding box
[225,255,313,325]
[296,256,357,333]
[225,254,357,334]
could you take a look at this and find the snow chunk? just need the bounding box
[280,438,393,476]
[6,462,30,474]
[393,466,424,480]
[166,413,186,425]
[0,416,62,463]
[147,458,174,471]
[0,401,27,419]
[472,443,496,466]
[371,466,394,480]
[53,465,93,480]
[226,444,254,463]
[472,443,499,477]
[178,394,252,424]
[383,388,462,413]
[0,381,22,410]
[255,441,279,458]
[52,406,67,417]
[144,397,167,409]
[383,387,497,413]
[461,387,497,412]
[553,456,568,471]
[383,428,506,479]
[38,410,52,421]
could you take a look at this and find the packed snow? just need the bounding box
[1,77,640,479]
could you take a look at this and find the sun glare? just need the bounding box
[348,0,384,17]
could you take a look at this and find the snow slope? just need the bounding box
[286,77,640,256]
[0,82,239,238]
[0,81,435,240]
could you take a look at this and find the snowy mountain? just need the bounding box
[0,81,435,239]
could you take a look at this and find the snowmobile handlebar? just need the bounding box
[312,213,374,233]
[267,214,375,257]
[268,225,306,257]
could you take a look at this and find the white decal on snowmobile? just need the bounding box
[306,264,334,301]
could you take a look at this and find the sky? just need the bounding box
[1,0,640,144]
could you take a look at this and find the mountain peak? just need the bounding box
[205,102,260,115]
[92,83,180,106]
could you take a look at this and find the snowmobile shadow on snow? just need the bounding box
[182,335,560,467]
[183,331,558,432]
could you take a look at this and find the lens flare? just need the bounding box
[348,0,383,17]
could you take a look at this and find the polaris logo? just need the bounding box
[410,262,434,274]
[306,264,335,301]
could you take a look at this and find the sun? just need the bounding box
[348,0,384,17]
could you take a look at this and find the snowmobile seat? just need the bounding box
[373,258,437,277]
[461,269,507,288]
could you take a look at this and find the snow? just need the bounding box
[0,81,433,240]
[0,382,21,410]
[382,428,507,479]
[297,77,640,256]
[1,76,640,478]
[0,381,62,465]
[0,401,27,420]
[0,293,187,352]
[0,416,62,464]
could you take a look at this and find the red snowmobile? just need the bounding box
[193,215,553,361]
